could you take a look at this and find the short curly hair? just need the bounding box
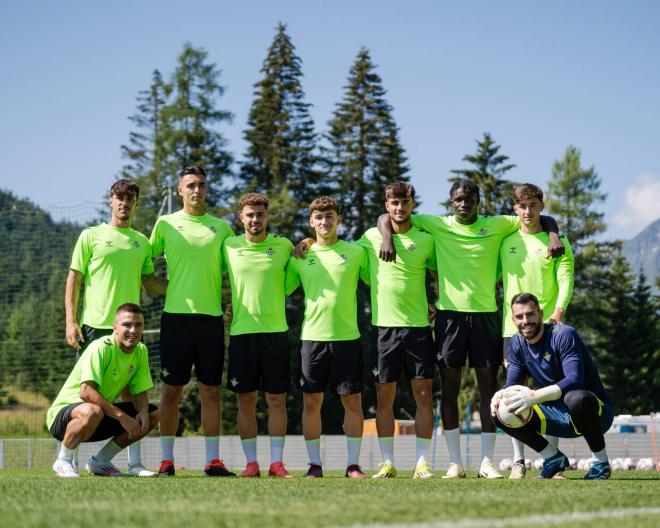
[239,193,269,210]
[309,196,340,215]
[110,179,140,199]
[514,183,544,204]
[385,181,415,201]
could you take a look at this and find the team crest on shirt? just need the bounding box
[535,248,544,257]
[237,249,245,256]
[208,225,217,233]
[176,225,184,231]
[105,241,113,247]
[128,365,135,374]
[509,247,516,254]
[339,254,348,263]
[266,247,275,256]
[543,351,551,362]
[132,241,141,249]
[407,243,416,252]
[307,258,316,266]
[479,229,488,237]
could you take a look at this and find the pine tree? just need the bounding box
[237,23,322,238]
[448,132,517,215]
[326,48,409,240]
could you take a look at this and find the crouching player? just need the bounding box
[47,303,159,477]
[491,293,613,479]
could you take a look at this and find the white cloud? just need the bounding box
[611,173,660,237]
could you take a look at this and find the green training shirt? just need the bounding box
[223,233,294,335]
[286,240,368,341]
[500,231,574,337]
[46,335,153,430]
[70,224,154,329]
[411,214,520,312]
[357,226,436,327]
[150,211,233,316]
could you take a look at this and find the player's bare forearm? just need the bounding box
[64,270,84,349]
[293,238,315,259]
[80,382,125,421]
[377,213,396,262]
[142,273,168,295]
[548,307,565,324]
[539,216,565,258]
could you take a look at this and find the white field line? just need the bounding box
[349,507,660,528]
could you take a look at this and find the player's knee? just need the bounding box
[564,390,597,415]
[375,383,396,406]
[160,385,183,405]
[81,404,104,426]
[198,383,220,403]
[303,393,323,413]
[411,381,432,407]
[265,393,286,413]
[341,394,362,414]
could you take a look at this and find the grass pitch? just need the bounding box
[1,470,659,528]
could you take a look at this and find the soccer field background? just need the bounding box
[1,470,659,528]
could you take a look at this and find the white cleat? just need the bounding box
[478,459,504,479]
[442,463,466,479]
[53,459,79,478]
[509,460,527,480]
[127,463,157,477]
[85,456,123,476]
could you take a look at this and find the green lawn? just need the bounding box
[1,470,659,528]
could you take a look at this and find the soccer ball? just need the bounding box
[496,386,533,428]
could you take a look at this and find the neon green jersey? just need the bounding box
[150,211,233,316]
[70,224,154,329]
[222,234,294,335]
[357,227,436,327]
[500,231,574,337]
[411,214,519,312]
[286,240,369,341]
[46,335,153,430]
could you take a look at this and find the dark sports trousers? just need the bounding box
[227,331,290,394]
[371,326,435,383]
[159,312,225,386]
[50,401,158,442]
[298,339,363,395]
[434,310,502,368]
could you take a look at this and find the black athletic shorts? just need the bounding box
[227,331,290,394]
[159,312,225,386]
[81,325,113,352]
[434,310,502,368]
[49,401,158,442]
[371,326,435,383]
[298,339,363,395]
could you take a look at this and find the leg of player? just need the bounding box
[411,378,434,478]
[439,366,465,478]
[88,407,160,477]
[341,393,367,478]
[493,413,570,479]
[372,381,397,478]
[53,403,104,477]
[475,367,503,479]
[237,390,260,477]
[158,383,183,476]
[199,382,235,477]
[119,386,156,477]
[265,392,292,478]
[303,392,324,478]
[564,390,611,480]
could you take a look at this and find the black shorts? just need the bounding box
[434,311,502,368]
[159,312,225,386]
[371,326,435,383]
[81,326,113,352]
[227,332,290,394]
[49,401,158,442]
[299,339,363,395]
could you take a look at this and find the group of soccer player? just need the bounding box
[47,164,614,480]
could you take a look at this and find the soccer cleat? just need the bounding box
[85,456,123,476]
[413,460,434,479]
[552,471,566,480]
[478,459,504,479]
[509,460,527,480]
[127,463,157,477]
[442,463,466,479]
[345,464,368,478]
[268,461,293,479]
[371,460,397,479]
[204,459,236,477]
[584,460,611,480]
[53,459,79,478]
[539,451,570,479]
[241,461,261,478]
[304,463,323,479]
[158,459,175,477]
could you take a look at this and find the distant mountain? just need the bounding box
[622,218,660,294]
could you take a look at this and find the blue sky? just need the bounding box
[1,1,658,239]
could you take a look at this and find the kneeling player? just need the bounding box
[491,293,613,480]
[47,304,159,477]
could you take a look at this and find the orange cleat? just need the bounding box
[268,461,293,479]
